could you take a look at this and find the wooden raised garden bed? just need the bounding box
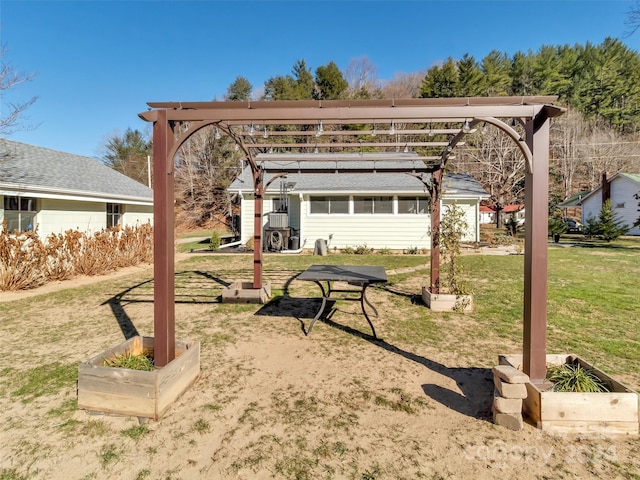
[500,354,639,435]
[422,287,473,312]
[78,336,200,420]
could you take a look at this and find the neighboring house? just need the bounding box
[227,153,490,251]
[479,205,495,224]
[479,203,525,225]
[0,139,153,240]
[578,172,640,236]
[557,190,590,220]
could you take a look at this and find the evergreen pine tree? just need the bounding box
[597,199,629,242]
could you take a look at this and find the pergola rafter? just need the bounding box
[139,97,564,385]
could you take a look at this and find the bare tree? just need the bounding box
[550,109,589,200]
[173,126,243,230]
[344,56,382,98]
[382,71,426,98]
[455,127,527,227]
[1,46,38,135]
[625,1,640,37]
[575,120,639,189]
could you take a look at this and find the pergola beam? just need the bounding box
[140,105,543,124]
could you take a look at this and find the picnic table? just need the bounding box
[297,264,387,338]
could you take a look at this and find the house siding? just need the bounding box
[238,194,479,250]
[581,176,640,236]
[37,198,106,238]
[0,196,153,239]
[121,204,154,229]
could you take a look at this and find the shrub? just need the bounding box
[209,230,222,251]
[439,203,470,295]
[504,212,521,237]
[354,244,373,255]
[0,222,154,291]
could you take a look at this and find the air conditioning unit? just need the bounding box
[269,213,288,228]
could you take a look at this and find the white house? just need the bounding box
[579,173,640,236]
[0,138,153,239]
[228,153,489,251]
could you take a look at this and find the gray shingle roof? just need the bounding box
[228,154,488,197]
[0,138,152,202]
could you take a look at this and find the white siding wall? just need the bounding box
[37,198,106,238]
[581,193,601,227]
[239,194,483,249]
[611,177,640,235]
[581,177,640,236]
[0,196,153,240]
[443,199,479,243]
[302,207,430,250]
[121,204,154,228]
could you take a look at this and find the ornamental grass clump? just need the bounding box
[104,351,155,371]
[546,362,610,393]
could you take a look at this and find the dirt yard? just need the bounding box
[1,253,638,480]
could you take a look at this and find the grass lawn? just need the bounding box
[0,238,639,479]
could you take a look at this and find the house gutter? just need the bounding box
[219,240,243,250]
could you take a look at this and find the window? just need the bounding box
[107,203,122,228]
[3,196,36,232]
[398,196,429,214]
[310,196,349,214]
[353,196,393,214]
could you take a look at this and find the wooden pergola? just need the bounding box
[138,97,564,384]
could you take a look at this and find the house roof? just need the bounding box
[228,154,489,198]
[479,203,523,213]
[0,138,153,204]
[557,190,591,208]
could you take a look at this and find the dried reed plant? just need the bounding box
[1,221,154,291]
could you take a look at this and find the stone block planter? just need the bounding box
[422,287,473,312]
[78,336,200,420]
[500,354,639,435]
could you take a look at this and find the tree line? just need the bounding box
[101,38,640,230]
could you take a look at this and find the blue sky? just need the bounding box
[2,0,639,159]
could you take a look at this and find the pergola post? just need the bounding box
[523,116,549,383]
[152,110,176,368]
[253,168,264,289]
[430,168,442,293]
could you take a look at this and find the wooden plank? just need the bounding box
[78,390,156,418]
[539,420,639,435]
[78,364,156,398]
[541,391,638,422]
[156,341,200,417]
[522,382,542,425]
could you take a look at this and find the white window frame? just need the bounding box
[3,195,37,232]
[309,196,350,215]
[397,196,429,214]
[107,203,122,228]
[353,195,393,215]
